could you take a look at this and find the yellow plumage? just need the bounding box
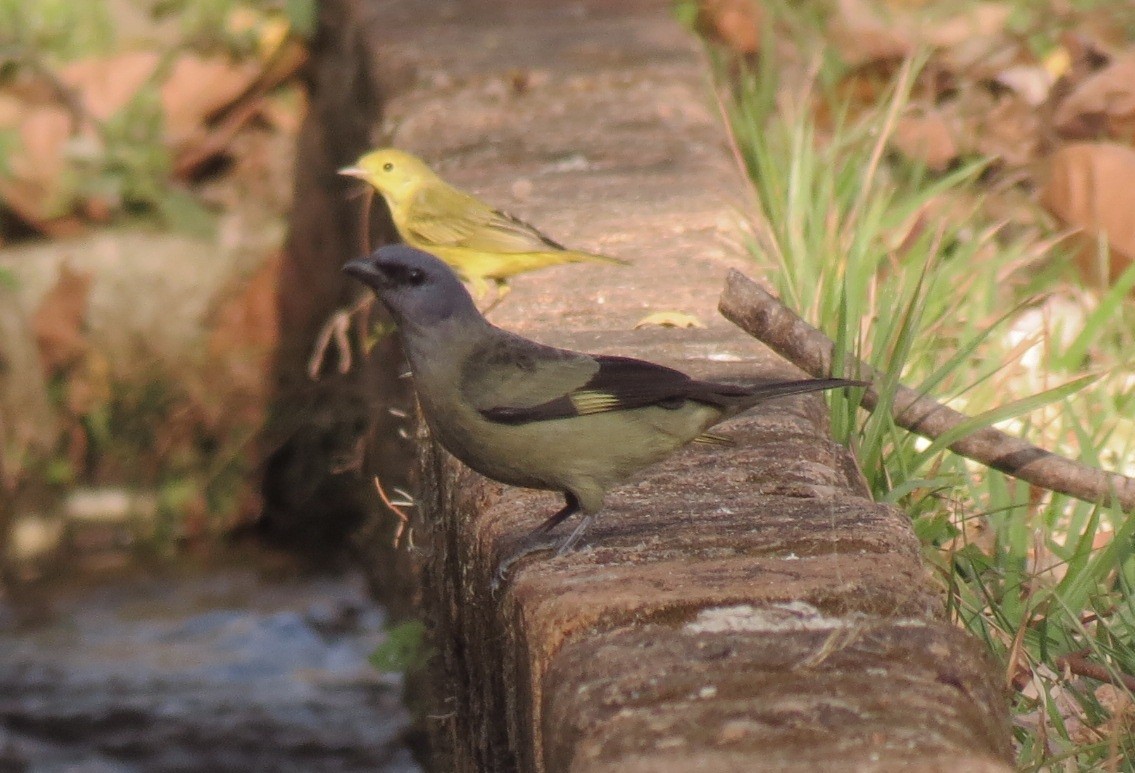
[339,148,627,298]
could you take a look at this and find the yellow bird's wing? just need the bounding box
[407,184,565,254]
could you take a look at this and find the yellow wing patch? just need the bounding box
[569,390,622,415]
[693,432,734,446]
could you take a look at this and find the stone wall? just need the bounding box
[294,0,1014,769]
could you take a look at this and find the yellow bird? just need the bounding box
[339,148,628,299]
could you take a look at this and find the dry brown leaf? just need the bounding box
[967,94,1040,170]
[995,64,1055,107]
[1052,52,1135,143]
[160,54,261,152]
[829,0,914,69]
[32,262,92,377]
[891,108,957,171]
[920,3,1012,50]
[1041,142,1135,287]
[59,51,160,124]
[697,0,763,56]
[634,311,706,329]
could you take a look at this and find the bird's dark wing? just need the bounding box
[408,185,563,253]
[468,347,746,425]
[460,334,599,418]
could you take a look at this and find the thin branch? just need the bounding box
[718,269,1135,512]
[306,294,375,379]
[373,474,413,549]
[1056,652,1135,693]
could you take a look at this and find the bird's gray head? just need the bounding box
[343,245,480,328]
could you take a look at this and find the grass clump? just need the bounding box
[712,6,1135,767]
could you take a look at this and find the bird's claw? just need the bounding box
[489,515,595,592]
[490,534,558,593]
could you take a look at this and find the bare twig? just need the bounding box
[718,269,1135,512]
[1056,652,1135,693]
[373,474,413,549]
[174,38,308,178]
[306,294,375,379]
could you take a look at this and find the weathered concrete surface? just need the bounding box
[338,0,1013,770]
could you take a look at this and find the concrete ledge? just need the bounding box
[422,397,1008,771]
[351,0,1013,769]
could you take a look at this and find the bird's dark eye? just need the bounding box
[381,263,428,286]
[383,162,394,172]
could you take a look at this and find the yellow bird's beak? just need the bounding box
[338,165,367,179]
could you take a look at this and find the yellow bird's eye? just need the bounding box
[383,162,394,171]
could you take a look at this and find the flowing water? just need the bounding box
[0,555,421,772]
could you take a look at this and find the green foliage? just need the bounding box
[719,13,1135,768]
[283,0,316,39]
[671,0,699,31]
[153,0,254,52]
[0,0,115,59]
[0,128,17,178]
[370,620,433,674]
[150,0,314,51]
[51,66,215,234]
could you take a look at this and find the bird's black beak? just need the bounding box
[342,258,387,289]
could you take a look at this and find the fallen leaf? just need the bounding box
[32,262,92,376]
[995,64,1054,107]
[167,44,306,178]
[891,108,957,171]
[1040,142,1135,287]
[697,0,763,56]
[161,54,261,153]
[921,2,1012,50]
[1043,45,1073,81]
[1052,52,1135,143]
[59,51,160,124]
[829,0,914,69]
[964,92,1040,170]
[634,311,706,329]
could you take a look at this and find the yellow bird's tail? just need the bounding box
[462,249,628,281]
[553,250,631,267]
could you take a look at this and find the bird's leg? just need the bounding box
[553,514,594,555]
[491,493,581,591]
[533,491,581,534]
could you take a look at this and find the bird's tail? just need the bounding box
[558,250,632,267]
[730,377,867,410]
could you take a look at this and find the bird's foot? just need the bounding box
[490,515,594,592]
[491,534,558,592]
